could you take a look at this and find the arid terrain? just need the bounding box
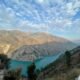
[0,30,77,61]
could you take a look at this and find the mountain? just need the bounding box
[0,30,76,61]
[0,30,76,60]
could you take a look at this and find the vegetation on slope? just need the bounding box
[0,54,10,69]
[37,46,80,80]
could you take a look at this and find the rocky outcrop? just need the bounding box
[0,44,11,54]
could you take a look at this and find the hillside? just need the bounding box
[37,46,80,80]
[0,30,77,61]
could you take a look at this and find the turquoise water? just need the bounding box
[10,60,32,76]
[10,53,61,76]
[35,53,61,69]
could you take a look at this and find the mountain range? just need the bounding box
[0,30,77,61]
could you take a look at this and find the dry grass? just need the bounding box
[45,68,80,80]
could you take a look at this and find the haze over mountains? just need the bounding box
[0,30,77,61]
[73,40,80,45]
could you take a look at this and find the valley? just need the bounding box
[0,30,79,80]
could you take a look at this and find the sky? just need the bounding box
[0,0,80,40]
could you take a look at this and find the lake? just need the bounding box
[10,53,62,76]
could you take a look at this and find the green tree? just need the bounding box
[3,68,21,80]
[0,54,10,69]
[65,51,71,68]
[27,63,37,80]
[15,68,22,80]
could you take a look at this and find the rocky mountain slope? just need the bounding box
[0,30,76,60]
[0,30,77,60]
[11,41,76,61]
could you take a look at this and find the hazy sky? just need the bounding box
[0,0,80,40]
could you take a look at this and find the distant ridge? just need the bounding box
[73,40,80,45]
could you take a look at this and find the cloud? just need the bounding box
[0,0,80,39]
[36,0,44,3]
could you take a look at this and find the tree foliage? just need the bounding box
[0,54,10,69]
[27,63,37,80]
[65,51,71,68]
[3,68,21,80]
